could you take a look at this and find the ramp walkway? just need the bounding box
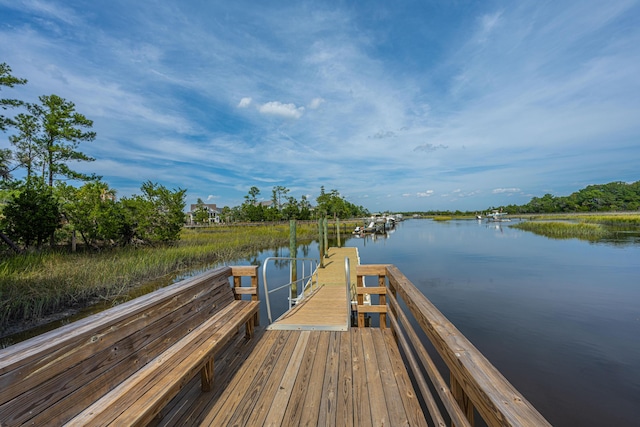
[267,247,359,331]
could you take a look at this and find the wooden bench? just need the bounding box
[0,265,259,427]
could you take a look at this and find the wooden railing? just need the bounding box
[356,264,551,427]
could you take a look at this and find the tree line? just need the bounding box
[497,181,640,214]
[191,185,369,224]
[1,63,186,252]
[1,62,368,252]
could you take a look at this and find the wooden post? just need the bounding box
[290,220,297,299]
[336,217,341,247]
[318,217,324,267]
[378,274,386,329]
[201,359,214,392]
[451,374,475,426]
[231,266,260,326]
[71,230,77,253]
[357,273,365,328]
[323,218,328,258]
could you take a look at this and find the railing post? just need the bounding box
[318,218,325,267]
[378,273,386,329]
[232,265,260,326]
[323,218,329,258]
[451,374,475,426]
[387,266,398,340]
[251,272,259,326]
[357,273,365,328]
[290,220,297,299]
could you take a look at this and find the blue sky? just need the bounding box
[1,1,639,212]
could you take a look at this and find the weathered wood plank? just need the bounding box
[356,264,389,276]
[381,328,430,427]
[0,267,232,377]
[242,334,301,426]
[198,330,281,425]
[151,329,266,426]
[361,328,390,425]
[336,329,354,427]
[372,328,410,426]
[357,305,388,313]
[204,330,294,426]
[240,329,301,426]
[279,331,321,427]
[351,328,373,427]
[318,331,341,427]
[67,301,258,427]
[298,331,331,426]
[263,331,311,427]
[0,272,234,426]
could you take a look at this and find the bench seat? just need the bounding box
[0,266,260,427]
[68,299,259,426]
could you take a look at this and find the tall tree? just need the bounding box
[1,63,27,180]
[271,185,289,210]
[0,62,27,132]
[33,94,97,186]
[8,107,41,180]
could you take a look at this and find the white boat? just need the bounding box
[486,210,510,222]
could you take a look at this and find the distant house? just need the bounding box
[187,203,221,225]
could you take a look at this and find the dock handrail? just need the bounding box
[356,264,551,427]
[261,256,319,324]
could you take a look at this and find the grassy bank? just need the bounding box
[511,213,640,240]
[510,221,609,240]
[0,221,352,333]
[524,213,640,225]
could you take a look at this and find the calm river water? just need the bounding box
[266,218,639,426]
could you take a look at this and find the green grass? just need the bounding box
[0,221,345,332]
[525,213,640,225]
[510,221,609,241]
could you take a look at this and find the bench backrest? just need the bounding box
[0,266,238,426]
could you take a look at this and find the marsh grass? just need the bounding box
[526,213,640,225]
[0,222,336,332]
[432,216,453,221]
[510,221,609,241]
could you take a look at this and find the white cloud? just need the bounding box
[238,97,252,108]
[308,98,325,109]
[258,101,305,119]
[417,190,435,198]
[492,188,521,194]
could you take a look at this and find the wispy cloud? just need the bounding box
[1,1,638,211]
[258,101,305,119]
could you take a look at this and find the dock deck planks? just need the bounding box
[268,247,359,331]
[153,247,428,426]
[195,329,427,427]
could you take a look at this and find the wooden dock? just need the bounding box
[154,250,550,427]
[151,247,428,426]
[1,246,551,427]
[268,247,358,331]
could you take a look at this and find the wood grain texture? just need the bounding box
[0,266,260,427]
